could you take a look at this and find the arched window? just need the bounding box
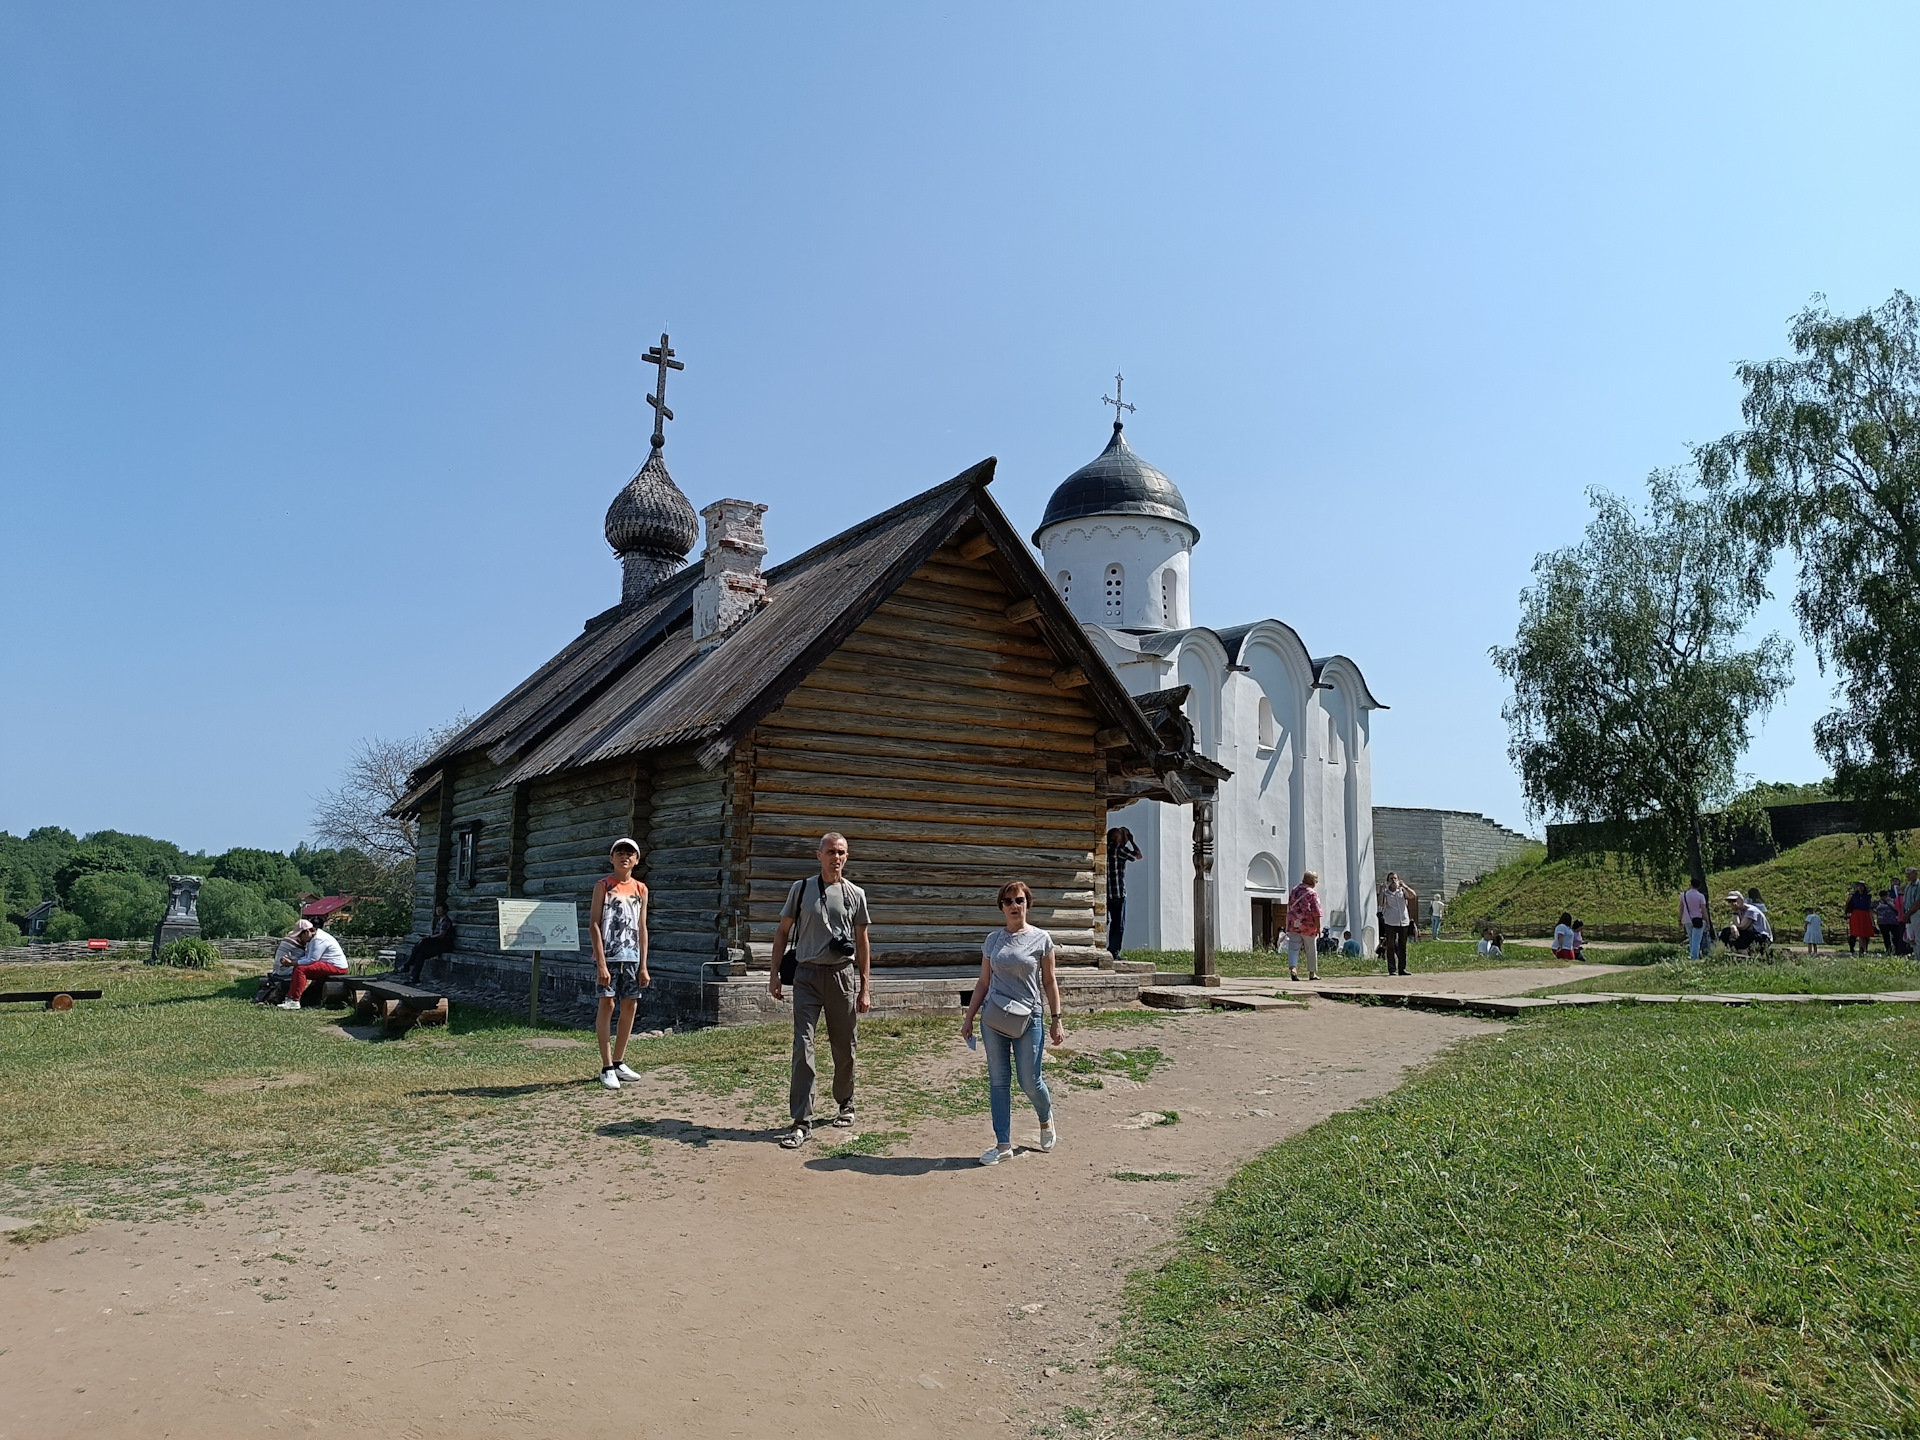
[1257,697,1276,752]
[1058,571,1071,604]
[1104,564,1124,622]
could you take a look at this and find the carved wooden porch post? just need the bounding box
[1192,782,1219,987]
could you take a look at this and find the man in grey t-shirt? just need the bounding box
[769,832,872,1147]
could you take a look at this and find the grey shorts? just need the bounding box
[597,960,645,1001]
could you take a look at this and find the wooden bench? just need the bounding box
[0,989,104,1012]
[342,977,449,1035]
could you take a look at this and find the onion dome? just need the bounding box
[1033,422,1196,544]
[606,446,699,605]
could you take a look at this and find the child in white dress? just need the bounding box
[1803,911,1822,957]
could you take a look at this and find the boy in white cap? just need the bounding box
[590,838,650,1089]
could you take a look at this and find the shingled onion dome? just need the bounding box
[1032,421,1197,544]
[606,445,700,605]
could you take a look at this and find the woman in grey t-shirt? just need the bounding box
[961,879,1065,1165]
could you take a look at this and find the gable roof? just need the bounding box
[402,460,1173,805]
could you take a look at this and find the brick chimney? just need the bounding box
[693,499,769,649]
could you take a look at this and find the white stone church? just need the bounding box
[1033,418,1383,955]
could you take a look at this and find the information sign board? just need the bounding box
[495,899,580,954]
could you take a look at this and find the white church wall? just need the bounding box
[1322,659,1378,953]
[1039,520,1194,629]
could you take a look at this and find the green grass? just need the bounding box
[1537,950,1920,998]
[1128,940,1568,979]
[1113,1171,1191,1182]
[1448,832,1920,939]
[1116,1003,1920,1437]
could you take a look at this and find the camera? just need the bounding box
[827,934,857,957]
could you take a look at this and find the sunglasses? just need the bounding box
[1000,896,1029,907]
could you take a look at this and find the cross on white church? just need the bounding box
[1032,394,1384,957]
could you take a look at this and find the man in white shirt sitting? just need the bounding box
[280,920,349,1009]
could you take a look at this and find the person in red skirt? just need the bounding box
[1845,881,1876,955]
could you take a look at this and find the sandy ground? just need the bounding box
[0,989,1525,1439]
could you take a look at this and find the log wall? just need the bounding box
[440,754,516,952]
[647,747,729,977]
[744,537,1109,967]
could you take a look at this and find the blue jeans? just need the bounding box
[1688,920,1706,961]
[983,1013,1052,1146]
[1108,895,1126,956]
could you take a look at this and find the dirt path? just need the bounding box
[1,1002,1490,1439]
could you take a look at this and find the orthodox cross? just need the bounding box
[645,333,684,450]
[1102,372,1135,428]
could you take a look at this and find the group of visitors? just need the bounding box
[581,829,1065,1167]
[254,917,350,1008]
[1678,868,1920,958]
[1841,869,1920,955]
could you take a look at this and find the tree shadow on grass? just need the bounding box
[420,1080,585,1099]
[595,1117,774,1147]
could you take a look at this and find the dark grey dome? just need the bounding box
[1033,424,1196,544]
[605,446,699,562]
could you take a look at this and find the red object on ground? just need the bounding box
[300,896,356,919]
[289,960,348,1001]
[86,939,110,951]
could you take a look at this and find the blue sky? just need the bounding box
[3,2,1916,854]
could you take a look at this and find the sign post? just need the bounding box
[496,900,581,1028]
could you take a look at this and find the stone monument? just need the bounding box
[150,875,204,962]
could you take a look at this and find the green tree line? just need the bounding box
[0,827,411,948]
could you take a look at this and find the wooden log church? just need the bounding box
[394,339,1218,1025]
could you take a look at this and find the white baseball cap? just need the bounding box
[609,837,640,857]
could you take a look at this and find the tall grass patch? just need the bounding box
[1120,1005,1920,1437]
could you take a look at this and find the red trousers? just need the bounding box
[290,961,348,1000]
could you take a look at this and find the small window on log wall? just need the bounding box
[453,823,480,888]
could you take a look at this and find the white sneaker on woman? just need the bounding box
[978,1145,1017,1166]
[276,999,302,1010]
[1039,1121,1058,1152]
[598,1068,620,1090]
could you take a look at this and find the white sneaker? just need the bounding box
[613,1062,642,1082]
[277,999,302,1010]
[979,1145,1016,1166]
[1039,1121,1058,1152]
[598,1068,620,1090]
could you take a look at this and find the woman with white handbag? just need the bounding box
[960,879,1065,1165]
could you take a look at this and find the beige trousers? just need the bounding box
[790,962,859,1124]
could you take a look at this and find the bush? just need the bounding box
[209,847,306,902]
[155,936,222,969]
[67,871,166,940]
[40,910,86,942]
[196,876,277,939]
[0,918,21,948]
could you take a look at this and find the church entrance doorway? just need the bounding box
[1252,898,1278,950]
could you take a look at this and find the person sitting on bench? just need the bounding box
[406,904,456,983]
[255,920,313,1005]
[280,919,349,1009]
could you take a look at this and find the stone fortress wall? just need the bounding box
[1371,806,1538,923]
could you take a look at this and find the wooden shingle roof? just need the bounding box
[400,460,1173,807]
